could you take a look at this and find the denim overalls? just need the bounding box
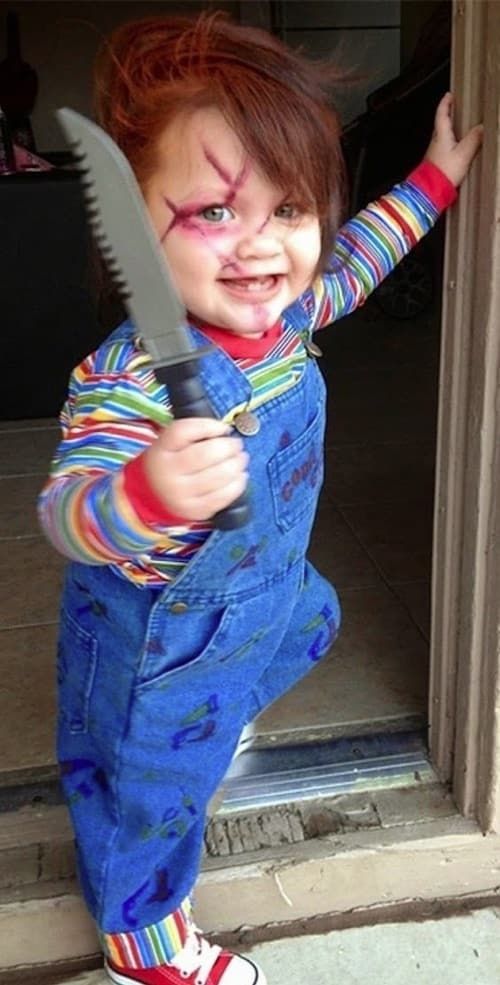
[56,324,341,936]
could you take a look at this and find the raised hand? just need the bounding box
[425,92,483,188]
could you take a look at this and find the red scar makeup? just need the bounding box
[145,107,322,337]
[160,146,251,240]
[202,146,250,205]
[159,197,248,276]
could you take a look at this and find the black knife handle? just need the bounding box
[154,360,250,530]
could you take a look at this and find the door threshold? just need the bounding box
[0,728,431,816]
[220,729,433,815]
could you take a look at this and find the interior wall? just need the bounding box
[0,0,402,150]
[281,0,401,124]
[400,0,448,69]
[0,1,239,152]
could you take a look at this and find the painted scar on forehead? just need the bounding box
[159,147,251,241]
[202,146,250,205]
[203,147,273,239]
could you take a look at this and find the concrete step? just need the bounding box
[0,803,73,896]
[3,781,500,977]
[23,909,500,985]
[0,729,437,897]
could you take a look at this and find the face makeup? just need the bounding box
[144,107,321,337]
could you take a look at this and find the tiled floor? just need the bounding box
[0,295,439,779]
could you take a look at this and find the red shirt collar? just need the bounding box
[191,318,283,359]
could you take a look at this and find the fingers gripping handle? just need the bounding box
[155,359,250,530]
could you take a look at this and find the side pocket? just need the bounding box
[135,603,236,692]
[57,609,98,734]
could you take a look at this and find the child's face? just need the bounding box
[144,107,321,337]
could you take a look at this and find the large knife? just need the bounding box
[56,108,249,530]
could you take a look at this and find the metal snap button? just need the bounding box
[304,340,323,358]
[233,411,260,436]
[170,602,189,614]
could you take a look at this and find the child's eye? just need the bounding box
[199,205,233,223]
[275,203,301,220]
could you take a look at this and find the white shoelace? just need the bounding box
[170,928,222,985]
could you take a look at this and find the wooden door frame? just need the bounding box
[430,0,500,832]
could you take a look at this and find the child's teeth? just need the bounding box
[233,277,273,291]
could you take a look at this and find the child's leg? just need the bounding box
[243,560,341,723]
[58,560,337,979]
[57,567,291,949]
[59,586,270,983]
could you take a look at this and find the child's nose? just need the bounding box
[235,230,283,261]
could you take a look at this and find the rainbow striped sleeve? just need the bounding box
[307,161,456,332]
[37,343,177,565]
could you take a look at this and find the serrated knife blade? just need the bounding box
[56,107,206,368]
[55,107,249,530]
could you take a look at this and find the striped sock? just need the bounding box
[101,897,192,969]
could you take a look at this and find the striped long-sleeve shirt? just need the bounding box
[38,161,457,586]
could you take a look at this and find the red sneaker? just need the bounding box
[105,928,266,985]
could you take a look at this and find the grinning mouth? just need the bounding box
[220,275,280,292]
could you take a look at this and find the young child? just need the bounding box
[38,12,482,985]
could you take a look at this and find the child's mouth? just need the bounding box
[220,275,281,298]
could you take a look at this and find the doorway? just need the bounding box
[232,0,451,794]
[0,0,459,800]
[1,6,499,967]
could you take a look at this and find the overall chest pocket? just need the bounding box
[267,409,324,533]
[57,609,98,734]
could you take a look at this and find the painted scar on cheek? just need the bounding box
[251,305,274,332]
[160,201,239,278]
[159,197,244,276]
[219,213,271,277]
[202,150,273,274]
[160,198,206,239]
[159,148,251,241]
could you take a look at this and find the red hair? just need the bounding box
[94,12,347,270]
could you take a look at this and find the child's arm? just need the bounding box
[306,93,483,331]
[38,342,247,564]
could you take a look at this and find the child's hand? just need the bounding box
[142,418,249,522]
[425,92,483,188]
